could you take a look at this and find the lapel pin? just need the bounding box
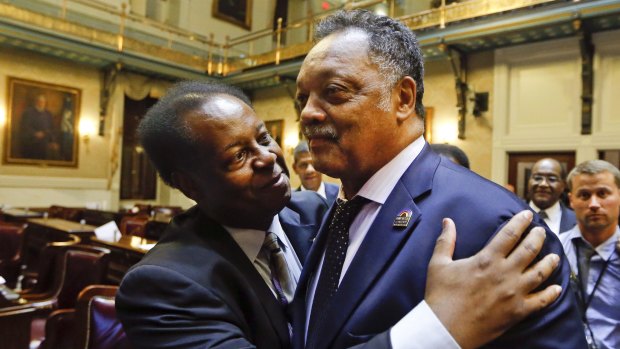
[393,209,413,228]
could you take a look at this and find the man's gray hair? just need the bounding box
[566,159,620,191]
[314,9,425,118]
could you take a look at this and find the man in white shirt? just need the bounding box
[293,9,586,349]
[293,141,339,204]
[528,157,577,235]
[559,160,620,349]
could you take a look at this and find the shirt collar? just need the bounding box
[529,200,561,218]
[302,181,327,200]
[351,136,425,204]
[569,225,620,261]
[222,216,289,263]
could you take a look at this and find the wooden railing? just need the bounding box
[2,0,561,76]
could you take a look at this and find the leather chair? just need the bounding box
[35,308,75,349]
[119,215,149,238]
[75,285,131,349]
[0,222,27,288]
[48,205,84,222]
[36,285,131,349]
[27,245,111,347]
[19,236,82,295]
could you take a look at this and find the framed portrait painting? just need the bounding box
[4,77,81,167]
[265,119,284,147]
[212,0,252,29]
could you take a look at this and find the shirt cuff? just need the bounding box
[390,300,461,349]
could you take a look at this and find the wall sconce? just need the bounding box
[435,121,459,144]
[283,131,299,155]
[0,108,6,128]
[79,118,97,151]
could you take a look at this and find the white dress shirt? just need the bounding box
[223,216,302,298]
[301,181,327,200]
[305,136,459,348]
[529,201,562,235]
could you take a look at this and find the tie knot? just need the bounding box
[578,239,596,260]
[538,210,549,220]
[334,196,367,221]
[263,232,282,254]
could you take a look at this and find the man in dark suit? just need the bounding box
[293,140,339,204]
[528,157,577,234]
[293,9,587,349]
[116,81,329,348]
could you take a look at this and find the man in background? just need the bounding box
[293,141,339,204]
[528,157,576,235]
[429,143,470,169]
[560,160,620,349]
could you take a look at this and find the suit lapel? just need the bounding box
[308,145,440,349]
[279,206,321,264]
[193,212,291,348]
[292,204,333,349]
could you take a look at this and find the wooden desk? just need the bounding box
[1,208,44,223]
[23,218,96,269]
[91,236,156,284]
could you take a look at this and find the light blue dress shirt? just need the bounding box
[559,225,620,349]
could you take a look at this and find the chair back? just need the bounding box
[52,245,111,309]
[48,205,84,222]
[0,222,27,286]
[21,236,82,296]
[119,215,149,237]
[75,285,131,349]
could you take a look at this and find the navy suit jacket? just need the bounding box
[325,182,339,205]
[116,191,327,349]
[297,182,340,206]
[293,144,587,349]
[559,202,577,234]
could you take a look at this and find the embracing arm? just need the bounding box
[352,210,563,349]
[116,265,256,349]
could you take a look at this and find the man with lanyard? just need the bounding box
[560,159,620,349]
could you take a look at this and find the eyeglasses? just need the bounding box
[531,174,561,184]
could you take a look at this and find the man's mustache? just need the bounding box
[302,124,338,139]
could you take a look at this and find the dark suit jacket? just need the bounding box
[559,202,577,234]
[293,144,587,349]
[116,191,327,349]
[296,182,340,206]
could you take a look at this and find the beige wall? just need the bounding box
[424,51,495,179]
[0,47,113,209]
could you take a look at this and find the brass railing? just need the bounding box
[0,0,561,76]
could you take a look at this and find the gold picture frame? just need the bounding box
[265,119,284,147]
[212,0,252,30]
[4,77,81,167]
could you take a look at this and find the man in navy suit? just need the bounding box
[528,158,577,235]
[293,9,587,349]
[293,140,339,204]
[116,81,329,348]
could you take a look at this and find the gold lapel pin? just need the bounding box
[393,209,413,228]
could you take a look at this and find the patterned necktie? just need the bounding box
[308,196,367,336]
[255,232,295,306]
[577,240,596,295]
[538,210,549,220]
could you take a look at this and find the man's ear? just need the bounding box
[395,76,417,122]
[171,171,199,202]
[568,192,574,209]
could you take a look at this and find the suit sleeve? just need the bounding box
[116,264,256,349]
